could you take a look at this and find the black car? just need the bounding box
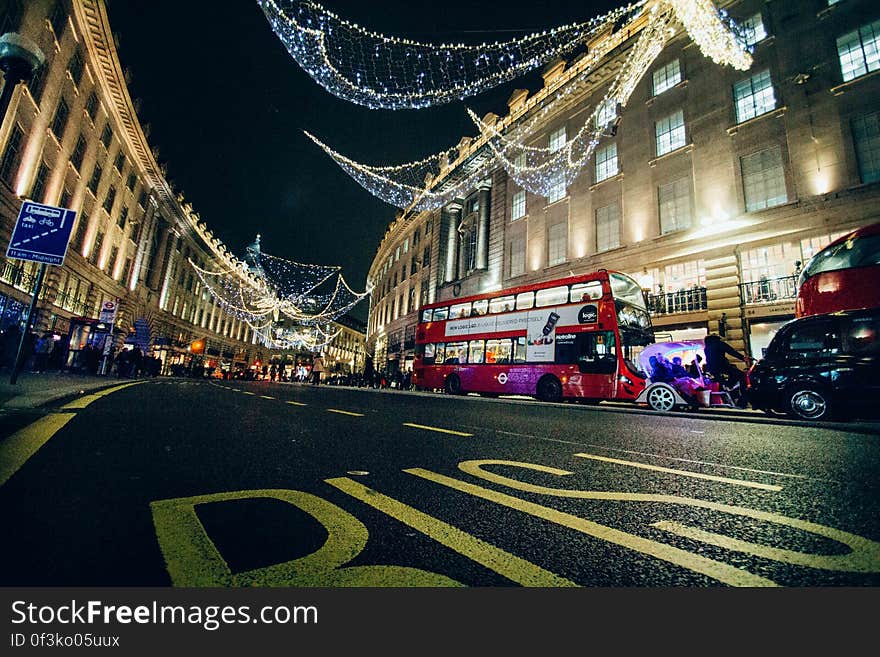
[747,307,880,421]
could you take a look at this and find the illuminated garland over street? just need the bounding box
[190,237,368,350]
[258,0,641,109]
[291,0,752,208]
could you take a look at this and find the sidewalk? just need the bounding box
[0,369,126,411]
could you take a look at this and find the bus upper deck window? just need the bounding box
[489,295,515,314]
[421,309,433,323]
[433,307,448,321]
[571,281,602,302]
[516,292,535,310]
[472,299,489,316]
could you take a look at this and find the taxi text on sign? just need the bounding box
[6,201,77,266]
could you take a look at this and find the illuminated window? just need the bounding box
[596,203,620,252]
[549,126,566,152]
[852,112,880,183]
[734,70,776,123]
[546,174,566,203]
[741,147,788,211]
[652,59,681,96]
[658,178,693,234]
[595,142,618,183]
[837,20,880,82]
[512,190,526,220]
[595,98,616,129]
[741,14,767,46]
[655,109,685,156]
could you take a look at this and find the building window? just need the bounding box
[86,91,98,121]
[114,152,125,172]
[28,64,48,106]
[655,110,686,157]
[31,161,50,202]
[741,13,767,47]
[49,0,68,38]
[595,142,618,183]
[118,205,129,229]
[51,97,70,140]
[68,47,84,87]
[595,98,616,130]
[59,186,72,209]
[837,20,880,82]
[72,214,88,251]
[103,185,116,213]
[511,189,526,220]
[101,125,112,149]
[549,126,566,152]
[546,174,566,203]
[71,134,86,172]
[422,245,431,269]
[596,203,621,253]
[548,222,567,266]
[137,190,147,208]
[734,70,776,123]
[741,146,788,212]
[126,173,136,191]
[108,246,119,276]
[88,162,102,194]
[652,59,681,96]
[0,124,24,184]
[465,224,477,272]
[658,177,693,234]
[509,236,525,277]
[853,112,880,184]
[90,231,104,266]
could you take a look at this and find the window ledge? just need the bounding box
[649,142,694,167]
[726,106,788,135]
[596,244,626,255]
[543,196,569,209]
[510,214,528,223]
[590,172,623,191]
[646,78,689,105]
[831,69,880,95]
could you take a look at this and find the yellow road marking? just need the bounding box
[574,453,783,492]
[242,391,255,395]
[0,413,76,487]
[327,409,364,417]
[286,401,307,407]
[61,381,145,409]
[406,466,778,587]
[456,459,880,575]
[260,395,276,400]
[151,489,461,587]
[403,422,472,437]
[326,477,576,587]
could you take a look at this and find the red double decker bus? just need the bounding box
[413,270,654,402]
[796,222,880,318]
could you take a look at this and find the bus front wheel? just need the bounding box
[444,374,463,395]
[536,375,563,403]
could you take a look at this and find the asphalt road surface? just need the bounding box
[1,379,878,587]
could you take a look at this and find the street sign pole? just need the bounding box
[9,262,47,385]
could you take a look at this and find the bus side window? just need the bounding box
[423,343,435,365]
[435,343,446,364]
[513,337,527,363]
[516,292,534,310]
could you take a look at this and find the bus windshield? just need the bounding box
[610,273,647,310]
[799,233,880,285]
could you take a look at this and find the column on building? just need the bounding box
[704,252,746,355]
[476,183,491,270]
[444,201,462,283]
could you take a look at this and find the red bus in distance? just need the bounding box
[413,270,654,403]
[796,222,880,318]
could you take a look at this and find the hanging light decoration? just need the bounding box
[297,0,752,209]
[257,0,641,109]
[190,235,369,349]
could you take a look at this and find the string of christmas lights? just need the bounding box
[300,0,752,207]
[258,0,642,109]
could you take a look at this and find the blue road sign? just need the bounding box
[6,201,77,266]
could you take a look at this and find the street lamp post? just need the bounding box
[1,33,46,386]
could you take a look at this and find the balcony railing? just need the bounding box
[739,275,798,305]
[646,287,708,316]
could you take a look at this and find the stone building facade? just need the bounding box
[365,0,880,373]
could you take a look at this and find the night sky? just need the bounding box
[106,1,621,321]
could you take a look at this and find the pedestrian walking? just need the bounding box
[311,353,325,385]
